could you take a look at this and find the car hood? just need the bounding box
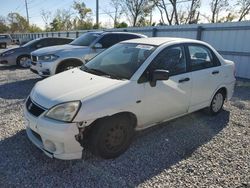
[30,68,125,109]
[31,44,89,55]
[0,46,25,54]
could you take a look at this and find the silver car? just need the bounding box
[30,31,147,77]
[0,37,73,68]
[0,34,13,48]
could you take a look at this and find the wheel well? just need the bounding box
[217,87,227,99]
[79,112,137,146]
[56,58,83,73]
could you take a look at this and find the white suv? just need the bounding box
[30,31,146,77]
[24,37,235,160]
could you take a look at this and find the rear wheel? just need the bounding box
[17,55,31,68]
[87,115,135,159]
[209,90,225,115]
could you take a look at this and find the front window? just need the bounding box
[22,38,40,47]
[81,43,156,80]
[70,33,100,46]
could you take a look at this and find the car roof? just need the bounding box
[121,37,202,46]
[86,31,146,38]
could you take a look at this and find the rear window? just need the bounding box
[70,33,100,46]
[0,35,10,39]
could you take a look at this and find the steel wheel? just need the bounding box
[209,90,225,115]
[212,93,224,112]
[104,123,128,153]
[87,114,135,159]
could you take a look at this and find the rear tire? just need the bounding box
[87,115,135,159]
[56,61,82,74]
[208,90,225,115]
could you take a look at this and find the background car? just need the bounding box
[0,37,73,68]
[24,37,235,160]
[0,34,13,48]
[29,31,147,77]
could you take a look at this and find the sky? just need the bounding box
[0,0,238,29]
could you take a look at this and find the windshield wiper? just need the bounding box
[81,66,125,80]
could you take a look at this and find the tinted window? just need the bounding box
[98,34,120,48]
[37,38,50,47]
[56,38,73,45]
[22,38,40,47]
[149,45,187,76]
[0,35,8,39]
[70,33,100,46]
[188,45,215,71]
[119,34,141,41]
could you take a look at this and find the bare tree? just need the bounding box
[103,0,124,27]
[237,0,250,21]
[151,0,174,25]
[186,0,200,23]
[121,0,153,26]
[41,10,52,31]
[210,0,229,23]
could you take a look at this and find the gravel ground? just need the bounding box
[0,66,249,188]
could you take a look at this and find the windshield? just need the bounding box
[70,33,100,46]
[22,38,39,47]
[81,43,156,80]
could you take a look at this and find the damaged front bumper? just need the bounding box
[24,105,84,160]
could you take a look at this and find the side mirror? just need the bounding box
[93,43,103,49]
[150,69,169,87]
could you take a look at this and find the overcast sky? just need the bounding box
[0,0,238,29]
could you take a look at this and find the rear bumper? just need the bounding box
[226,80,236,101]
[24,104,83,160]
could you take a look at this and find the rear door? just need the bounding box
[185,43,223,110]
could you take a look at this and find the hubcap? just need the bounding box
[19,57,30,68]
[212,93,223,112]
[104,124,126,152]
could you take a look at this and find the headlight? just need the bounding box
[38,54,59,62]
[2,50,15,57]
[45,101,81,122]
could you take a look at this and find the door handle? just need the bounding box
[212,70,219,75]
[179,78,190,83]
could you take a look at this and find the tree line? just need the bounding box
[0,0,249,33]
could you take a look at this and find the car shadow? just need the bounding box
[0,109,230,187]
[0,78,41,99]
[0,65,27,71]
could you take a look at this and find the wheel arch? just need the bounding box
[211,86,228,102]
[55,58,83,73]
[95,111,137,128]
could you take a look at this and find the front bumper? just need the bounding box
[0,55,16,65]
[24,102,83,160]
[30,60,57,77]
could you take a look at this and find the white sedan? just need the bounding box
[24,37,235,160]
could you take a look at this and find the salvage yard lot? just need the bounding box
[0,66,249,187]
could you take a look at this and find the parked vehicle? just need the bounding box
[29,31,147,77]
[0,37,73,68]
[0,34,13,48]
[24,37,235,160]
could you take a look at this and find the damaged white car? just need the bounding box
[24,37,235,160]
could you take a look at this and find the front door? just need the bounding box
[139,45,192,127]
